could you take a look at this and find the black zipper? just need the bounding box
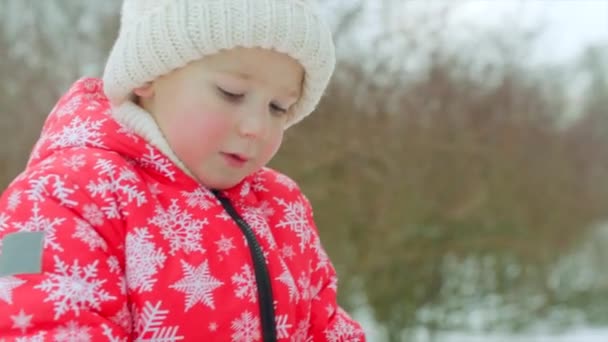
[212,190,277,342]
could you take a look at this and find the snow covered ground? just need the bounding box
[355,304,608,341]
[438,328,608,342]
[363,324,608,342]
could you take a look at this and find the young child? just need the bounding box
[0,0,366,341]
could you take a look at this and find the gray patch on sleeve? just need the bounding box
[0,231,45,276]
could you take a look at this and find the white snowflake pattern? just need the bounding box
[48,116,106,149]
[231,264,257,303]
[280,245,296,260]
[290,320,311,342]
[84,100,102,113]
[63,154,86,171]
[170,260,223,311]
[275,314,293,339]
[53,321,92,342]
[82,203,105,226]
[147,182,162,196]
[148,199,207,255]
[26,173,77,207]
[126,228,167,292]
[275,198,312,252]
[14,155,51,184]
[231,311,261,342]
[258,201,275,218]
[107,256,121,274]
[325,304,336,317]
[82,78,102,92]
[276,260,299,303]
[251,182,268,193]
[133,301,184,341]
[12,203,65,251]
[263,250,270,264]
[11,309,33,333]
[251,172,269,193]
[0,276,25,304]
[324,313,362,342]
[29,156,58,176]
[110,303,133,334]
[34,256,116,320]
[72,218,108,251]
[328,275,338,292]
[117,124,140,142]
[275,173,298,192]
[101,201,120,221]
[208,322,218,332]
[0,212,9,232]
[216,235,235,257]
[118,277,127,296]
[241,204,277,250]
[86,159,147,218]
[53,94,82,117]
[311,236,330,273]
[216,212,231,221]
[181,187,214,210]
[297,272,322,301]
[7,190,22,211]
[240,182,251,197]
[102,324,128,342]
[15,331,46,342]
[139,144,176,181]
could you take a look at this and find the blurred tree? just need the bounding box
[272,1,608,340]
[0,0,119,187]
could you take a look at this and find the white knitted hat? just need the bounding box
[103,0,336,128]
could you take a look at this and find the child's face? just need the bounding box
[136,47,304,189]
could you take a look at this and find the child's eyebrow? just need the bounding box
[222,70,252,80]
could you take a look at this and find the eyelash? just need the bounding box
[217,87,288,116]
[218,87,243,101]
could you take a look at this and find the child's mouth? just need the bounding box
[221,152,249,167]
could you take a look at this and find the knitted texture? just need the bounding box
[103,0,336,128]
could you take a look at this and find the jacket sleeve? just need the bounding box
[0,170,130,341]
[300,195,367,342]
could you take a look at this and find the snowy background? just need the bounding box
[1,1,607,341]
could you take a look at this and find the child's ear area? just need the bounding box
[133,82,155,99]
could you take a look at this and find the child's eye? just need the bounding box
[217,87,244,101]
[270,103,288,116]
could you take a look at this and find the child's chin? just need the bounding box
[198,174,243,190]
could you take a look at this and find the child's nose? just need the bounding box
[237,107,268,138]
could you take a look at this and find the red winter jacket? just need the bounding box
[0,78,365,341]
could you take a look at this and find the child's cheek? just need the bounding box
[168,111,231,164]
[178,110,233,146]
[196,111,233,134]
[272,133,284,153]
